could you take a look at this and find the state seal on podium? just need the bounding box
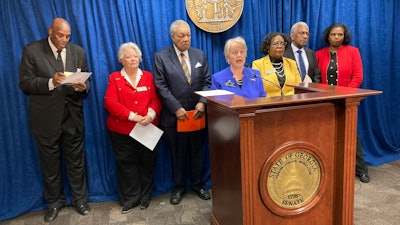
[259,142,326,216]
[185,0,244,33]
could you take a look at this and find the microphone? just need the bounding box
[244,64,284,96]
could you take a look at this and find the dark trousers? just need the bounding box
[163,128,205,192]
[356,136,368,174]
[109,132,158,206]
[33,107,87,209]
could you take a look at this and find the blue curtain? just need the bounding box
[1,0,399,220]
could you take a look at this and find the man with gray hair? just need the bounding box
[153,19,211,204]
[284,21,321,83]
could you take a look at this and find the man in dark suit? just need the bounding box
[284,21,321,83]
[19,18,90,222]
[153,19,211,205]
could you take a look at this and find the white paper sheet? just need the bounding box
[195,90,234,97]
[61,72,92,84]
[129,123,164,151]
[303,74,313,83]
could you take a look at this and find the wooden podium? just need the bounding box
[204,83,381,225]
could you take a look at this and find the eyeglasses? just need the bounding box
[271,42,287,48]
[298,31,311,36]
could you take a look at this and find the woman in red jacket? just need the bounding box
[104,42,162,213]
[316,23,370,183]
[316,23,363,87]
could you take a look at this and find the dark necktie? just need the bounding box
[56,50,64,72]
[296,49,306,80]
[180,53,191,83]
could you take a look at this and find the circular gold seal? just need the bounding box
[259,142,326,216]
[185,0,244,33]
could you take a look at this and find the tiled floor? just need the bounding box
[354,159,400,225]
[1,160,399,225]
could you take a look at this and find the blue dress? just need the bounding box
[211,67,266,98]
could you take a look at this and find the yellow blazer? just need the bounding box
[252,56,302,97]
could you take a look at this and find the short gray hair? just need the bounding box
[118,42,142,63]
[290,21,309,34]
[170,20,190,36]
[224,36,247,58]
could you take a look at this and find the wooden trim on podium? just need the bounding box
[336,97,363,224]
[239,115,255,225]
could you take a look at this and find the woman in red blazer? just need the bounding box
[316,24,363,88]
[316,23,370,183]
[104,42,162,213]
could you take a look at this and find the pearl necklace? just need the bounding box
[272,62,285,77]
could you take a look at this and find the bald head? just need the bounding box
[51,18,70,30]
[48,18,71,50]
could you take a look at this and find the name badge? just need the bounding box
[136,86,148,92]
[266,69,275,75]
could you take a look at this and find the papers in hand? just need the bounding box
[129,123,164,151]
[61,72,92,84]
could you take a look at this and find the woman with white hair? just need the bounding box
[211,36,266,98]
[104,42,162,213]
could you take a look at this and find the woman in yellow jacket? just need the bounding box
[252,32,302,97]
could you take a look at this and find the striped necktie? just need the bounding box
[180,52,191,83]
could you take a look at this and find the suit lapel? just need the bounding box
[264,56,279,84]
[304,48,312,62]
[188,48,197,82]
[285,45,296,59]
[43,41,62,72]
[188,48,197,71]
[304,48,314,74]
[65,45,74,72]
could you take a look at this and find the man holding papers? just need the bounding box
[104,42,161,213]
[153,20,211,205]
[19,18,90,222]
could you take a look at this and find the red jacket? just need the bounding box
[104,70,161,134]
[316,45,363,88]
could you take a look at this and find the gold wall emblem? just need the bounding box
[259,143,325,216]
[185,0,244,33]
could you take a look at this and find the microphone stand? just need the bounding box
[245,64,284,96]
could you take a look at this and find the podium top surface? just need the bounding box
[203,83,382,110]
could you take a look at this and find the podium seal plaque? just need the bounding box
[259,142,326,216]
[185,0,244,33]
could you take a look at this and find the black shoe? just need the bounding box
[193,188,211,200]
[76,203,90,215]
[140,202,149,210]
[170,191,184,205]
[121,201,139,214]
[121,204,134,214]
[44,207,61,222]
[358,173,370,183]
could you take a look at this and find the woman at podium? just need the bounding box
[211,36,266,98]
